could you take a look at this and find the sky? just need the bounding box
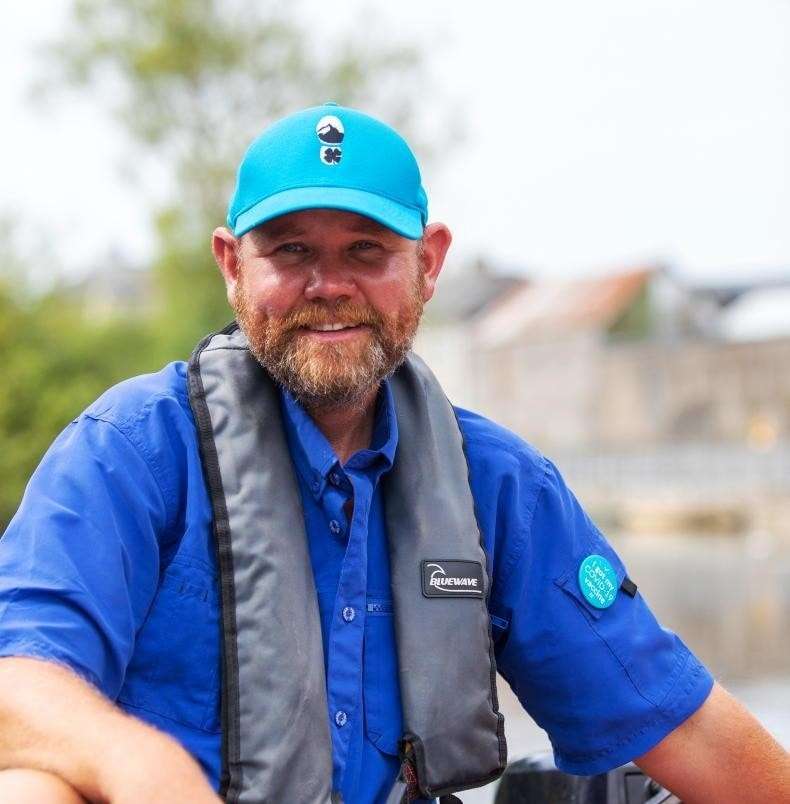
[2,0,789,284]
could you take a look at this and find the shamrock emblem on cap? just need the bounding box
[321,147,342,165]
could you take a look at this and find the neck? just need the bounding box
[307,386,380,465]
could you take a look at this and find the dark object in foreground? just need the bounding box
[493,752,681,804]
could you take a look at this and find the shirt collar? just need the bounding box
[279,379,399,499]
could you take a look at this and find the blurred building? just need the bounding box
[416,262,790,550]
[418,263,790,451]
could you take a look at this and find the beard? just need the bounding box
[234,267,425,411]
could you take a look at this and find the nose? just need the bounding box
[303,258,357,305]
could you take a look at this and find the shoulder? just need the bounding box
[79,361,195,457]
[80,361,194,435]
[454,404,550,492]
[452,405,555,584]
[452,405,603,592]
[74,362,198,510]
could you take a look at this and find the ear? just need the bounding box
[212,226,242,307]
[419,222,452,302]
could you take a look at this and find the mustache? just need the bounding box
[278,302,384,333]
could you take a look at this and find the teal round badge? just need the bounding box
[578,554,618,609]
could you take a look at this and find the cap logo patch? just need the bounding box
[316,115,344,165]
[321,146,342,165]
[316,115,344,144]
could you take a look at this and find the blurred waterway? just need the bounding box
[609,530,790,680]
[463,531,790,803]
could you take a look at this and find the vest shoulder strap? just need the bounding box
[188,324,506,802]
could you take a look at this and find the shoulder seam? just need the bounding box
[455,407,543,460]
[82,411,173,530]
[496,454,552,593]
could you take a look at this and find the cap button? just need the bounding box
[324,100,339,106]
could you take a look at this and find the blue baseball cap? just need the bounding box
[227,103,428,240]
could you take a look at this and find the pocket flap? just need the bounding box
[554,549,627,621]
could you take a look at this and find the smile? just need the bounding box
[308,323,357,331]
[298,324,370,341]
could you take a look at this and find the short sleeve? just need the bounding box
[494,459,714,775]
[0,414,165,698]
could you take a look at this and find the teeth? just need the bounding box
[310,323,354,331]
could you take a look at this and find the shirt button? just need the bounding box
[334,709,348,727]
[342,606,355,623]
[329,471,341,486]
[329,519,341,535]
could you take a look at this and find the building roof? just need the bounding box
[474,266,656,348]
[717,286,790,341]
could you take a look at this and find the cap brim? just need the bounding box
[232,186,424,240]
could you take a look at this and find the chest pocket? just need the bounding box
[117,558,221,732]
[363,597,403,755]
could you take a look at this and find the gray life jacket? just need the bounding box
[187,323,506,803]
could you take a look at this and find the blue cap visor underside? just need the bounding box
[232,186,425,240]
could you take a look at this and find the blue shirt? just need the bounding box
[0,361,713,802]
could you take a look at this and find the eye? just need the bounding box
[277,242,307,254]
[352,240,379,251]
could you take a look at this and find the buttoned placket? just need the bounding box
[277,383,399,798]
[323,464,374,791]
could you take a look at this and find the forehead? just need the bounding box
[245,209,402,246]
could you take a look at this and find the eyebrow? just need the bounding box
[248,221,306,245]
[244,215,393,250]
[347,218,392,236]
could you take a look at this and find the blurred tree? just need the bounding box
[36,0,424,356]
[0,272,161,528]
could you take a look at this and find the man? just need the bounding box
[0,103,787,804]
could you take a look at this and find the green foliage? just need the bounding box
[150,205,233,359]
[0,280,162,527]
[1,0,426,527]
[607,284,653,341]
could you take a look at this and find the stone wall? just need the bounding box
[420,328,790,450]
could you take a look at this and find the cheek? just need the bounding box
[376,268,423,311]
[241,274,301,317]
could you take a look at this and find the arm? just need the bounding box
[0,769,85,804]
[636,681,790,804]
[0,408,219,802]
[492,458,718,775]
[0,656,220,803]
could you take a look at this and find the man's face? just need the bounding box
[232,209,428,410]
